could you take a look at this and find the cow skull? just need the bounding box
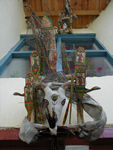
[35,81,70,135]
[14,73,106,143]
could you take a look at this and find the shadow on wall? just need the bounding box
[88,0,113,55]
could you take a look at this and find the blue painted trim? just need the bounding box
[20,34,35,39]
[65,50,106,53]
[86,51,107,57]
[20,33,96,40]
[106,51,113,66]
[55,33,96,39]
[13,39,25,51]
[65,50,75,53]
[94,38,106,50]
[56,37,62,72]
[61,38,94,44]
[12,51,32,58]
[0,33,113,76]
[0,39,25,75]
[0,53,12,75]
[65,50,107,57]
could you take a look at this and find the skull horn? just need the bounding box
[65,74,73,80]
[34,82,46,90]
[61,82,71,90]
[13,92,24,96]
[85,86,101,93]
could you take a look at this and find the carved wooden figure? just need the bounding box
[25,72,34,84]
[41,14,57,72]
[58,0,77,34]
[24,82,33,121]
[30,51,40,81]
[75,47,86,124]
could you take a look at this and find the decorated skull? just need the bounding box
[35,72,70,134]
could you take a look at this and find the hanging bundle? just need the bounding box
[61,44,71,74]
[24,50,45,123]
[24,82,33,121]
[25,72,34,84]
[75,47,86,98]
[30,51,40,81]
[75,47,86,124]
[41,14,57,72]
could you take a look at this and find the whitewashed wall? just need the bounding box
[0,0,26,59]
[0,76,113,128]
[88,0,113,55]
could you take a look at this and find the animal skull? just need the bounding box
[14,73,106,143]
[35,82,70,135]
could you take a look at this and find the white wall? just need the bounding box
[0,76,113,128]
[0,0,26,59]
[88,0,113,55]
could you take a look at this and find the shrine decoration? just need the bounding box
[75,47,86,123]
[58,0,77,34]
[25,72,34,84]
[24,82,33,121]
[13,7,107,146]
[41,14,57,72]
[30,51,40,81]
[61,44,71,74]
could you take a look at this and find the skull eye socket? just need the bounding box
[61,99,66,106]
[51,94,58,102]
[43,99,49,106]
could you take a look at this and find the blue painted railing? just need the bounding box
[0,38,24,74]
[0,33,113,76]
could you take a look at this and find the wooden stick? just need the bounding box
[77,100,84,124]
[69,76,74,124]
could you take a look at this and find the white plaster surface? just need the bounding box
[0,76,113,128]
[88,0,113,55]
[0,78,27,128]
[72,29,95,34]
[0,0,26,59]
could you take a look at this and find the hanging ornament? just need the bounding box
[30,51,40,81]
[75,47,86,124]
[41,14,53,28]
[34,91,45,124]
[41,14,57,72]
[24,82,33,121]
[25,72,34,84]
[75,47,86,99]
[61,44,71,74]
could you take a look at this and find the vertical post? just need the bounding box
[57,37,63,72]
